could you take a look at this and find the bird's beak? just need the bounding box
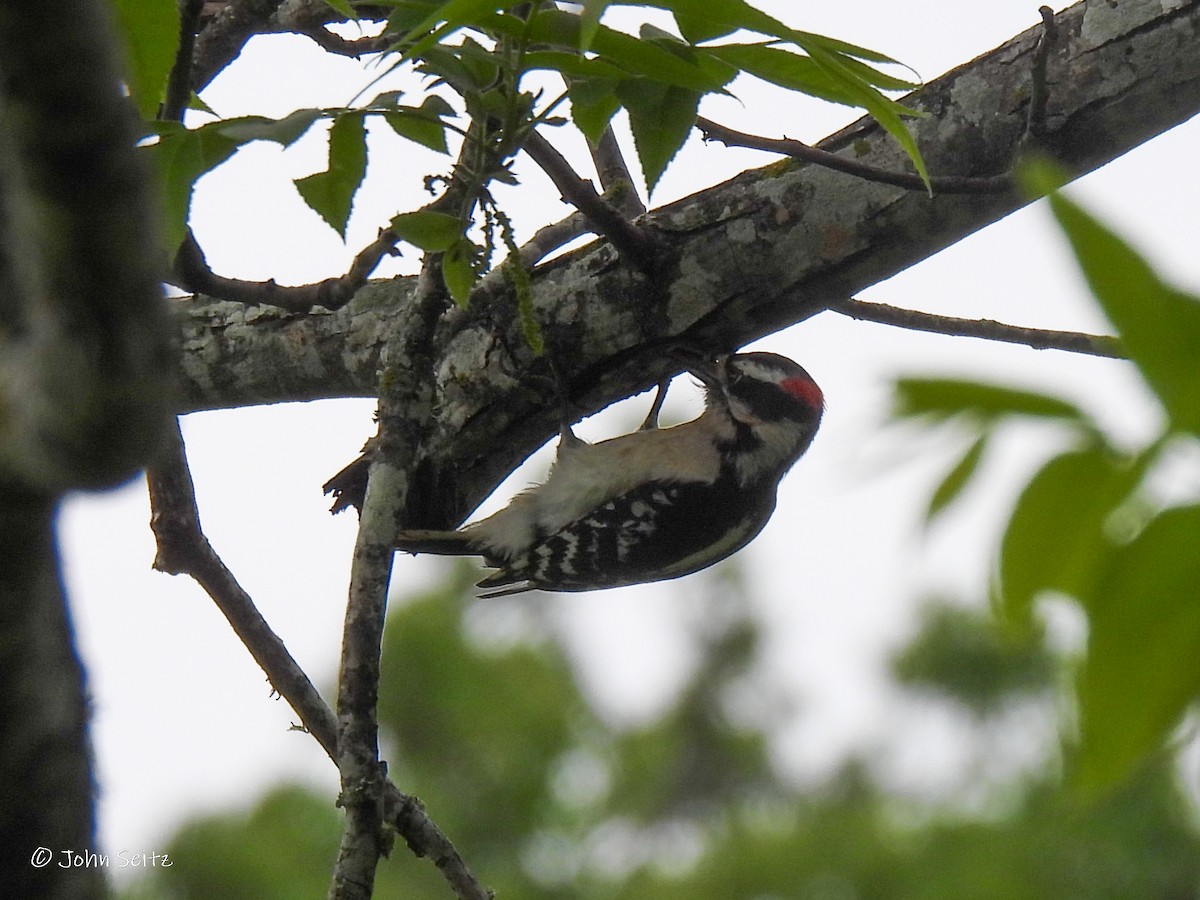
[678,351,727,390]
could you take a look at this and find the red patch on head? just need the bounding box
[781,374,824,411]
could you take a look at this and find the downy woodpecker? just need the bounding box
[395,351,824,597]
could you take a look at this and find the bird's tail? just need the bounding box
[394,529,479,556]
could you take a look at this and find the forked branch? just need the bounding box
[146,421,491,900]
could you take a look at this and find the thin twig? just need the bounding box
[147,420,492,900]
[695,116,1013,195]
[147,420,341,757]
[523,130,660,271]
[589,127,646,217]
[695,8,1062,198]
[474,209,595,295]
[172,226,401,313]
[829,297,1124,358]
[296,23,391,57]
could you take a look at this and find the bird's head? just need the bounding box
[685,350,824,484]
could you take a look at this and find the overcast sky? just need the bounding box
[60,0,1200,872]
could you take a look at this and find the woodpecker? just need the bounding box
[395,351,824,597]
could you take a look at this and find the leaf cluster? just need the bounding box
[115,0,924,307]
[894,160,1200,797]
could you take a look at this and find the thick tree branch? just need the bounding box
[178,0,1200,533]
[828,298,1124,358]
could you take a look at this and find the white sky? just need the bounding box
[58,0,1200,871]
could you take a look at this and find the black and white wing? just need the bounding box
[476,476,777,597]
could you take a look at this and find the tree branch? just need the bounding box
[146,420,492,900]
[295,22,391,57]
[147,420,341,757]
[164,0,204,121]
[695,115,1013,194]
[173,226,401,313]
[176,0,1200,541]
[191,0,287,91]
[828,297,1124,358]
[1025,5,1059,146]
[328,127,492,898]
[523,130,659,272]
[589,127,646,217]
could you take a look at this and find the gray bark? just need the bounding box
[177,0,1199,524]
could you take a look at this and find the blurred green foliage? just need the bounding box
[121,563,1200,899]
[891,602,1056,717]
[894,171,1200,796]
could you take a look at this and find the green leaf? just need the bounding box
[525,9,733,93]
[381,105,451,153]
[670,0,750,43]
[390,211,463,251]
[188,93,217,116]
[143,110,326,249]
[1039,177,1200,437]
[926,434,987,523]
[522,50,631,83]
[579,0,612,51]
[1074,504,1200,794]
[806,43,928,191]
[383,0,442,37]
[215,108,325,146]
[894,378,1093,426]
[998,446,1145,626]
[417,45,483,96]
[664,0,908,68]
[143,124,240,252]
[397,0,504,58]
[568,78,623,145]
[442,239,477,306]
[322,0,356,17]
[789,28,906,66]
[294,112,368,238]
[833,52,920,93]
[707,44,854,105]
[112,0,180,119]
[619,80,700,194]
